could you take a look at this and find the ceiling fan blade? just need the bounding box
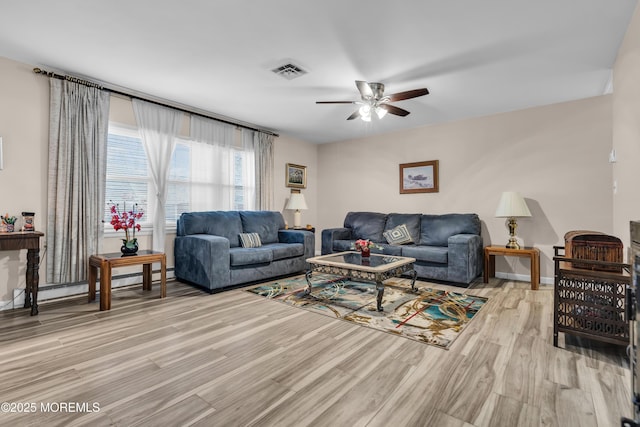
[347,109,361,120]
[379,104,410,117]
[355,80,373,99]
[316,101,357,104]
[387,88,429,102]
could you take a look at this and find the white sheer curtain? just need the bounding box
[190,116,237,210]
[132,99,183,252]
[47,79,110,283]
[244,129,274,210]
[239,133,256,210]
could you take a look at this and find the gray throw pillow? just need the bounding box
[239,232,262,248]
[383,224,413,245]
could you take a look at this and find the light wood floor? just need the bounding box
[0,276,632,427]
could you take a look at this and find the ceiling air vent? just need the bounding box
[271,62,308,80]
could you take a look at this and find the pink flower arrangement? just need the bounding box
[352,239,382,251]
[109,201,144,243]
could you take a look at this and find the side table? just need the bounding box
[88,250,166,311]
[484,245,540,290]
[0,231,44,315]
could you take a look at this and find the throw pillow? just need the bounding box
[383,224,413,245]
[239,232,262,248]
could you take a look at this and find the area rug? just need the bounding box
[246,274,488,349]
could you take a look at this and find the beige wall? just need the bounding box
[317,95,614,281]
[613,2,640,250]
[0,57,49,302]
[273,135,318,236]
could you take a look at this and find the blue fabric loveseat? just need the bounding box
[321,212,483,284]
[175,210,315,292]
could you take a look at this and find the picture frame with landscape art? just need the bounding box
[286,163,307,189]
[400,160,439,194]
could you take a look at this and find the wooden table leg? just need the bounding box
[160,255,166,298]
[143,263,152,291]
[483,251,495,283]
[531,251,540,290]
[88,260,97,302]
[100,262,112,311]
[26,248,39,315]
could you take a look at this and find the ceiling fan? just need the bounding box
[316,80,429,122]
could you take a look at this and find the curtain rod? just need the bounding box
[33,67,279,137]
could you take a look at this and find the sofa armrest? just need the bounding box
[321,227,352,255]
[279,229,315,259]
[174,234,230,291]
[447,234,483,284]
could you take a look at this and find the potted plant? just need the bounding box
[108,201,144,255]
[1,214,18,232]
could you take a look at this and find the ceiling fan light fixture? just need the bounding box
[359,104,372,121]
[317,80,429,122]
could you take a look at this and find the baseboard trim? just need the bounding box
[1,268,175,311]
[495,271,553,286]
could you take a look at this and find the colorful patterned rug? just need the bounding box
[246,274,488,349]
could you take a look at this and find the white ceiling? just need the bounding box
[0,1,636,144]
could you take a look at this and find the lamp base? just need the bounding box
[505,238,521,250]
[505,217,521,249]
[293,210,302,228]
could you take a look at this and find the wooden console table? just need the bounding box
[0,231,44,315]
[484,245,540,290]
[88,250,166,311]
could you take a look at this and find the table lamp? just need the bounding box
[286,192,308,228]
[495,191,531,249]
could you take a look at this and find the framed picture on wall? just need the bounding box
[399,160,439,194]
[286,163,307,189]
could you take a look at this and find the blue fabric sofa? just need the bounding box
[321,212,483,284]
[175,210,315,292]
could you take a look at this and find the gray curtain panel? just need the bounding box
[46,79,110,283]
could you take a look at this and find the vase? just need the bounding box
[121,238,139,256]
[361,247,370,258]
[5,224,14,232]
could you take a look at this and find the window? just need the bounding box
[104,127,151,227]
[105,124,255,229]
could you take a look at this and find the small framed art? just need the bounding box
[286,163,307,189]
[399,160,439,194]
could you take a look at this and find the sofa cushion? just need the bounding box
[240,211,285,244]
[344,212,387,242]
[383,224,413,245]
[401,245,448,264]
[267,242,305,261]
[420,213,481,247]
[229,247,273,267]
[239,232,262,248]
[379,243,403,256]
[178,211,243,247]
[384,213,421,243]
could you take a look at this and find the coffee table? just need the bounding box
[305,251,417,312]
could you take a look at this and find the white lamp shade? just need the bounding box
[286,193,308,211]
[495,191,531,218]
